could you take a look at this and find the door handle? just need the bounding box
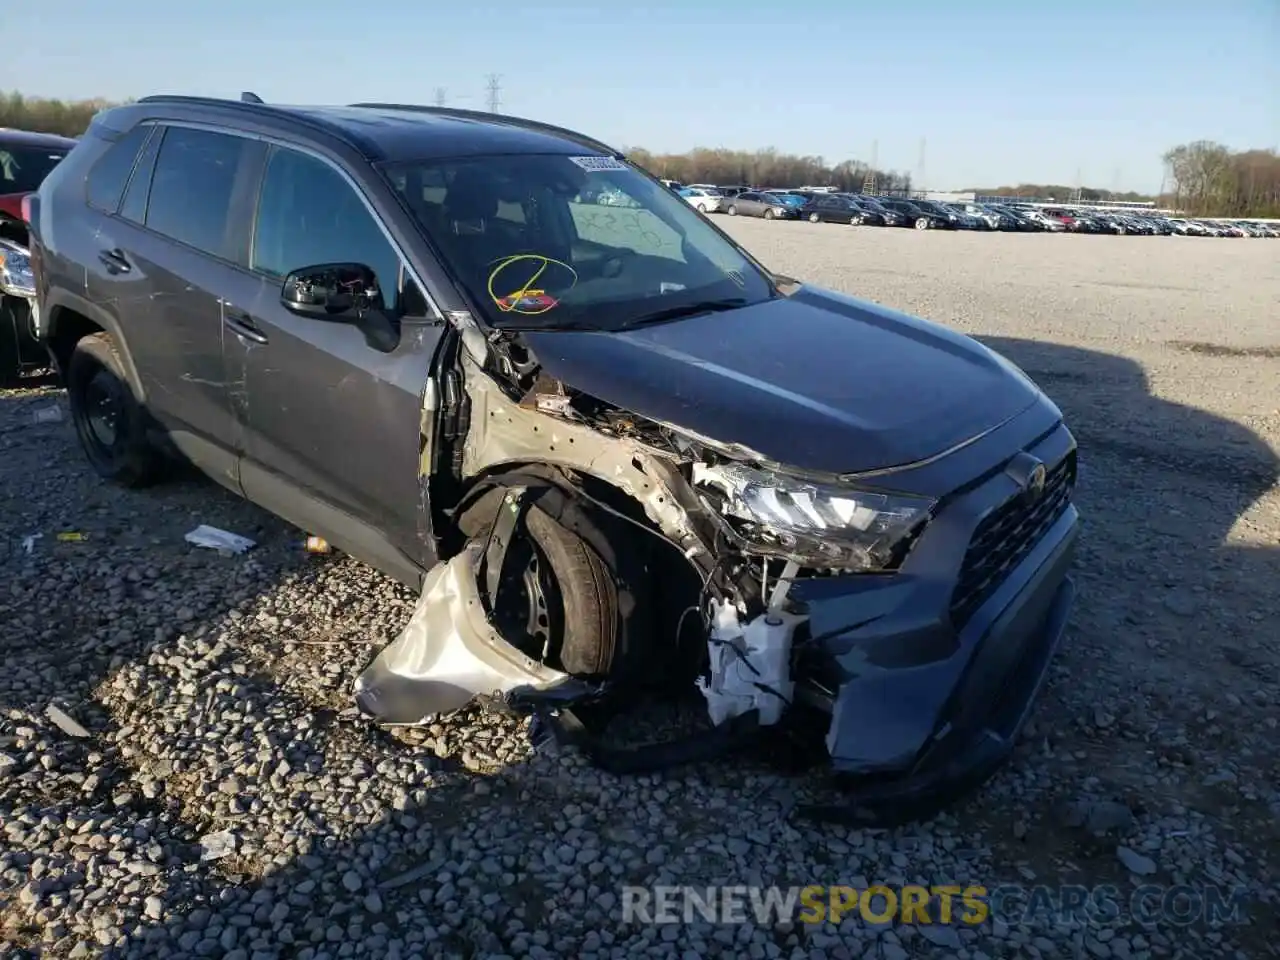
[98,248,131,274]
[223,306,269,344]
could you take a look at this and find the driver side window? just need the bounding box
[252,147,415,315]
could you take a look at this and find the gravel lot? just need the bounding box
[2,225,1278,959]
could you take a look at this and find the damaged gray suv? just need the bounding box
[29,95,1078,818]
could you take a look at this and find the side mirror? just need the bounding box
[281,262,381,319]
[280,262,399,353]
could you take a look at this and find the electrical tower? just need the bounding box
[862,140,878,195]
[434,87,447,107]
[485,74,502,113]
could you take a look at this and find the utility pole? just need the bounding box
[916,137,926,195]
[862,140,878,195]
[1074,166,1083,204]
[434,87,447,107]
[485,74,502,113]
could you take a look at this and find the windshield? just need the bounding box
[0,144,69,195]
[383,153,772,330]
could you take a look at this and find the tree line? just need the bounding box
[1162,142,1280,218]
[0,91,124,139]
[6,92,1277,216]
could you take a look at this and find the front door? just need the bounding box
[223,143,442,579]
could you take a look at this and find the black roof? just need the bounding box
[127,96,619,163]
[0,128,78,150]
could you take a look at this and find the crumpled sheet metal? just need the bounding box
[353,542,566,724]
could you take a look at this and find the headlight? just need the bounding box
[0,243,35,298]
[693,461,935,569]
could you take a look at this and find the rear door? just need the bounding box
[222,142,441,575]
[90,124,264,487]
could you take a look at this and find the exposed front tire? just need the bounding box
[467,491,654,681]
[67,332,162,487]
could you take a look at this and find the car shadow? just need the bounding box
[1,331,1277,957]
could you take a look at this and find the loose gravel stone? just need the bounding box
[0,227,1276,959]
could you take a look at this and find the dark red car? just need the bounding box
[1,128,77,382]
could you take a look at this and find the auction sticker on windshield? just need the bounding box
[568,156,629,173]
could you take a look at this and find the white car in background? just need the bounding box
[679,187,722,214]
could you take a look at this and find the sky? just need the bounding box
[4,0,1277,194]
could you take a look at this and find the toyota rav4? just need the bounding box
[29,95,1079,818]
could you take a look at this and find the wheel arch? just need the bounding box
[43,289,145,400]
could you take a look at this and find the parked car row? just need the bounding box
[663,181,1280,238]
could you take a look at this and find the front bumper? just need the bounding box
[789,420,1079,818]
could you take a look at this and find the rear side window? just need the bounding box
[146,127,251,260]
[85,124,152,212]
[119,126,163,224]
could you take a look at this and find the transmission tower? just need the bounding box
[862,140,878,195]
[485,74,502,113]
[434,87,447,107]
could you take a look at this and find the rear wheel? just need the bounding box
[67,332,162,487]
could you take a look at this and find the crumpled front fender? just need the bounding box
[353,541,566,724]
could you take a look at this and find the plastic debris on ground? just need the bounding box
[56,531,87,543]
[21,532,41,554]
[45,704,91,738]
[198,830,237,861]
[31,404,64,424]
[184,525,256,554]
[303,535,332,554]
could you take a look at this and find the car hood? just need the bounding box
[521,286,1041,475]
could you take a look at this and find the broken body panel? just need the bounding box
[358,283,1080,815]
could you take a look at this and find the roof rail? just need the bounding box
[132,94,377,157]
[347,103,621,157]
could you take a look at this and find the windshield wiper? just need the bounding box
[616,297,751,330]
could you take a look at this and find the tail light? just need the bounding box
[20,195,33,223]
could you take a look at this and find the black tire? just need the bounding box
[67,332,162,487]
[523,507,618,676]
[465,488,653,680]
[0,295,37,386]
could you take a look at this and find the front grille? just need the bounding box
[950,450,1076,627]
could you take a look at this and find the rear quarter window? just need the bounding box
[85,124,153,213]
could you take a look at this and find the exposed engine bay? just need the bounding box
[352,304,1079,824]
[356,311,910,770]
